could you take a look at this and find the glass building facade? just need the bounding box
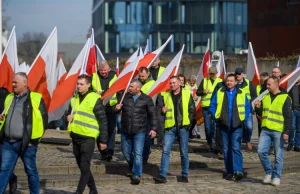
[92,0,247,54]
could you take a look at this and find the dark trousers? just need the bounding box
[98,112,116,157]
[72,136,96,193]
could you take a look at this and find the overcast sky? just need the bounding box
[5,0,92,43]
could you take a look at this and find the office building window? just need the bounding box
[106,2,126,24]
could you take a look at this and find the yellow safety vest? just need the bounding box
[261,93,289,132]
[141,80,155,94]
[92,73,117,106]
[68,92,100,139]
[215,88,246,121]
[239,78,251,100]
[0,92,44,140]
[256,85,262,96]
[157,66,165,78]
[163,89,191,128]
[201,77,223,107]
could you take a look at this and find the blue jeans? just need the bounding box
[243,116,253,143]
[258,128,284,178]
[220,127,243,174]
[160,127,189,178]
[116,113,122,134]
[99,113,116,157]
[0,141,39,194]
[0,144,17,184]
[121,132,145,177]
[202,109,215,145]
[289,110,300,147]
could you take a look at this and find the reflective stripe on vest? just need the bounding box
[261,94,289,132]
[92,73,117,106]
[68,92,100,139]
[0,92,44,140]
[201,77,222,107]
[141,80,155,94]
[164,90,191,128]
[215,88,246,121]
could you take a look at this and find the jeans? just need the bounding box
[289,110,300,147]
[121,132,145,177]
[202,108,215,145]
[116,113,122,134]
[258,128,284,179]
[160,127,189,178]
[220,127,243,174]
[243,115,253,143]
[0,141,39,194]
[98,112,116,157]
[72,136,96,193]
[0,144,17,185]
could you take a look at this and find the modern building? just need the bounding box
[92,0,247,54]
[248,0,300,57]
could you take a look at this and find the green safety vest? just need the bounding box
[215,88,246,121]
[141,80,155,94]
[68,92,100,139]
[240,78,251,100]
[201,77,223,107]
[261,93,289,132]
[92,73,117,106]
[0,92,44,140]
[256,85,262,96]
[163,89,191,128]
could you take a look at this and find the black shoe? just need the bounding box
[294,147,300,152]
[106,156,112,162]
[196,134,201,139]
[225,174,233,180]
[153,175,167,184]
[73,191,81,194]
[131,176,140,185]
[233,172,243,181]
[143,159,148,165]
[89,189,98,194]
[9,175,17,194]
[100,155,107,161]
[126,172,133,177]
[287,144,293,151]
[181,176,188,183]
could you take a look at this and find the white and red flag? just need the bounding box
[56,58,67,87]
[27,27,58,110]
[84,28,97,76]
[279,67,300,92]
[296,56,300,69]
[276,61,280,68]
[122,48,139,70]
[115,57,119,76]
[0,26,19,92]
[96,44,105,63]
[246,42,260,86]
[17,62,28,73]
[196,39,210,86]
[147,45,185,97]
[48,39,90,122]
[216,51,226,79]
[144,39,150,55]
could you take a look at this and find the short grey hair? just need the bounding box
[189,75,197,82]
[14,72,28,83]
[131,79,142,89]
[98,60,110,70]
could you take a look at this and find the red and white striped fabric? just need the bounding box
[48,38,90,122]
[96,44,105,63]
[246,42,260,86]
[196,39,210,86]
[0,26,19,92]
[144,39,150,55]
[27,27,58,110]
[216,51,226,79]
[56,58,67,87]
[122,48,139,70]
[280,67,300,92]
[84,28,97,76]
[115,57,119,76]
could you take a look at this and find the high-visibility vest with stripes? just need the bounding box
[141,80,155,94]
[256,85,262,96]
[261,93,289,132]
[163,89,191,128]
[215,89,246,121]
[91,73,117,106]
[239,79,251,100]
[0,92,44,140]
[201,77,222,107]
[68,92,100,139]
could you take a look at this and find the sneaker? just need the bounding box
[126,172,133,177]
[9,175,17,194]
[153,175,167,184]
[271,178,280,186]
[263,174,272,184]
[233,172,243,181]
[131,176,141,185]
[181,176,188,183]
[294,147,300,152]
[225,174,233,180]
[286,144,293,151]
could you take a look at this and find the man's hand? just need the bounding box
[99,143,107,150]
[0,114,5,121]
[115,104,123,111]
[283,134,289,141]
[204,89,209,94]
[96,91,103,95]
[193,95,199,101]
[162,106,167,113]
[254,100,261,108]
[149,130,157,139]
[67,115,73,122]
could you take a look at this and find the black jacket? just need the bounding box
[0,91,48,153]
[163,89,196,129]
[116,92,157,134]
[67,91,108,144]
[0,87,9,113]
[236,78,257,102]
[289,84,300,111]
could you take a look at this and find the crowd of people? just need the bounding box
[0,58,298,193]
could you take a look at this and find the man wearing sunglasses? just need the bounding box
[235,68,257,150]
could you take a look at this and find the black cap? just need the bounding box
[235,68,244,74]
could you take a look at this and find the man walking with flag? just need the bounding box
[255,76,292,186]
[91,60,118,162]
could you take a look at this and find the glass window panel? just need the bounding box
[192,32,202,53]
[130,2,148,24]
[235,3,243,25]
[227,3,234,25]
[107,2,126,24]
[242,3,247,26]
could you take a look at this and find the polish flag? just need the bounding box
[296,56,300,69]
[279,67,300,92]
[216,51,226,79]
[56,58,67,86]
[144,39,150,55]
[48,39,90,122]
[122,48,139,70]
[27,27,58,110]
[0,26,19,92]
[96,44,105,63]
[17,62,28,73]
[84,28,97,76]
[101,55,141,105]
[139,47,144,58]
[276,61,280,68]
[246,42,260,86]
[147,45,185,97]
[196,39,210,86]
[115,57,119,76]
